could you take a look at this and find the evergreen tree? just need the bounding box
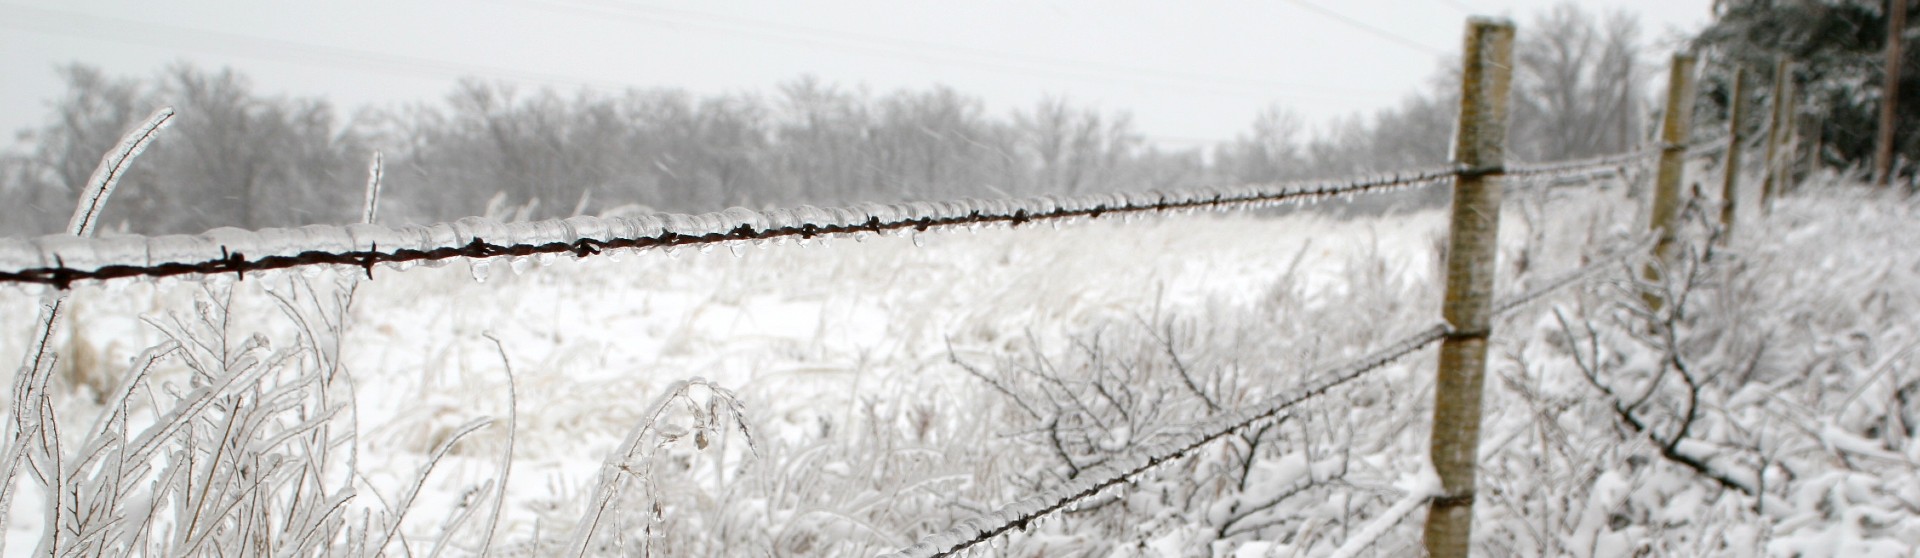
[1696,0,1917,175]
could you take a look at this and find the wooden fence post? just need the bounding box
[1643,53,1697,311]
[1421,18,1513,558]
[1650,53,1697,266]
[1877,0,1908,187]
[1720,65,1747,242]
[1761,58,1791,214]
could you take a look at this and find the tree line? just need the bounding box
[1693,0,1920,182]
[1,4,1662,237]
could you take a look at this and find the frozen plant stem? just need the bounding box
[67,107,174,237]
[363,151,383,225]
[3,106,173,556]
[478,335,518,558]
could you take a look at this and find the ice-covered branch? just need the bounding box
[881,324,1452,558]
[885,245,1649,558]
[67,107,173,238]
[361,151,383,226]
[1325,465,1440,558]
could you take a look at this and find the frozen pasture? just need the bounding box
[1,177,1917,556]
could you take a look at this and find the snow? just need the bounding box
[1,173,1917,556]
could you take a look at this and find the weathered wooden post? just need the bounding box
[1649,53,1697,267]
[1761,58,1792,214]
[1721,65,1747,242]
[1421,18,1513,558]
[1877,0,1908,187]
[1642,53,1697,311]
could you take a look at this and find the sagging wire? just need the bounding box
[883,243,1648,557]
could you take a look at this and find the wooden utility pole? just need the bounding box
[1877,0,1908,186]
[1649,53,1698,277]
[1721,66,1747,242]
[1421,18,1513,558]
[1761,59,1792,215]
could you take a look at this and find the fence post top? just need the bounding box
[1465,16,1515,30]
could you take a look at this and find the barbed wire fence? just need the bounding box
[881,235,1654,558]
[0,15,1764,558]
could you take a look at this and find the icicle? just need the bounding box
[470,258,492,283]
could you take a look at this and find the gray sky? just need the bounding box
[1,0,1711,148]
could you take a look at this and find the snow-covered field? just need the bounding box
[2,176,1917,556]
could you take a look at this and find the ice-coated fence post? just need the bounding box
[1645,53,1696,311]
[1421,17,1513,558]
[1720,65,1747,243]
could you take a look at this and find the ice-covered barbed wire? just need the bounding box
[882,246,1651,558]
[0,144,1712,289]
[1493,236,1655,317]
[880,324,1453,558]
[1503,135,1729,181]
[1685,135,1732,159]
[1505,148,1657,179]
[0,166,1463,288]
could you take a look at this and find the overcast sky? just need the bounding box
[0,0,1711,148]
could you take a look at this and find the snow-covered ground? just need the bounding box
[2,176,1916,556]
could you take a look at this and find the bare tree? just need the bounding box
[1217,106,1308,183]
[2,66,144,235]
[1512,3,1646,162]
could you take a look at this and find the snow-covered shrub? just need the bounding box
[1477,183,1920,556]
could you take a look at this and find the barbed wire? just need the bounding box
[1686,135,1732,159]
[1493,237,1652,316]
[1508,135,1731,178]
[1506,148,1658,179]
[883,248,1640,557]
[0,140,1728,290]
[0,167,1463,289]
[881,323,1453,558]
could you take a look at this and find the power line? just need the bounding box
[1438,0,1480,16]
[0,3,643,96]
[1280,0,1449,58]
[506,0,1397,101]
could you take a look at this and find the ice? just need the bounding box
[69,107,173,237]
[201,227,253,256]
[717,207,764,235]
[470,258,493,283]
